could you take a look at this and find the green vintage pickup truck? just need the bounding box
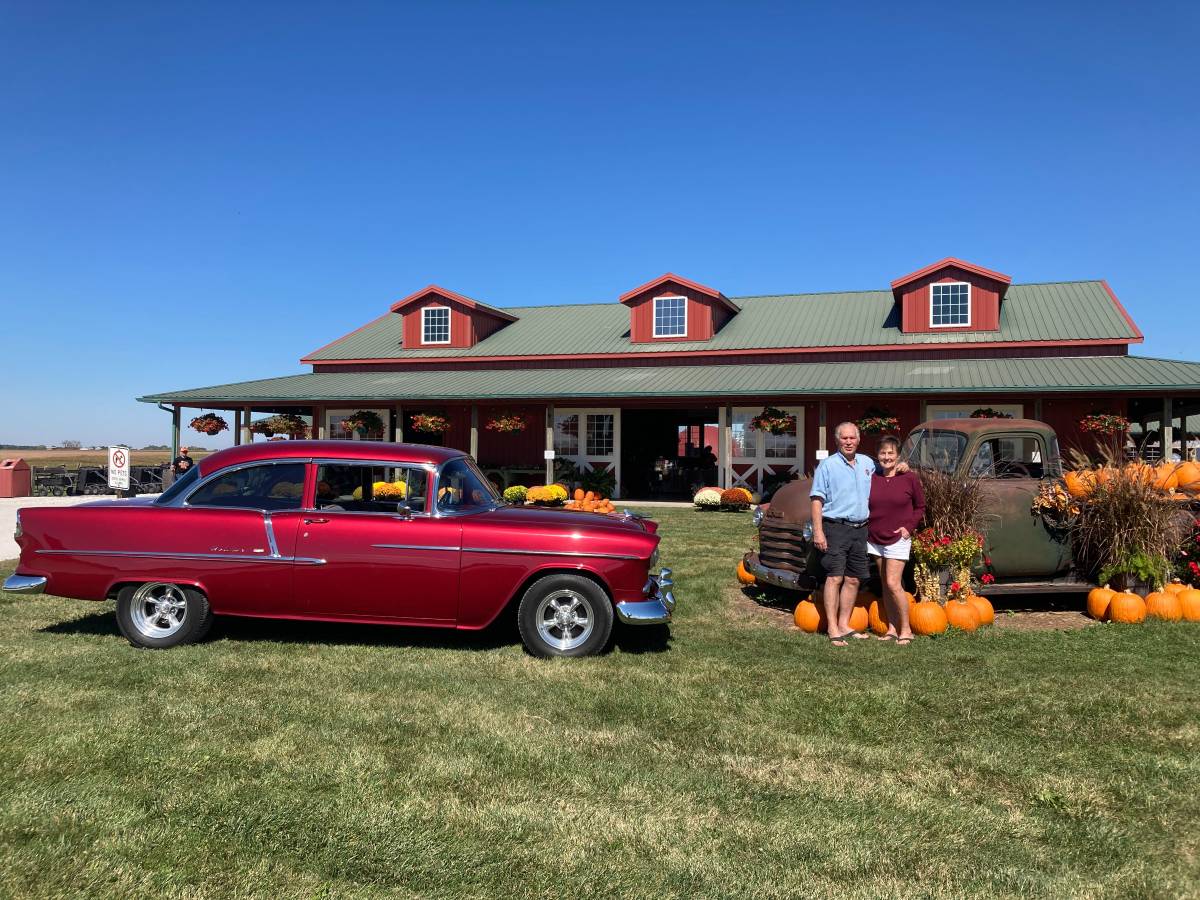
[742,418,1085,595]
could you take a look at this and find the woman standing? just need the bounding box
[867,435,925,645]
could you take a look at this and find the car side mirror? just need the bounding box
[393,503,412,520]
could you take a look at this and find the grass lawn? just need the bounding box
[1,507,1198,898]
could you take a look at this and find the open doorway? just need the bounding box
[621,408,719,499]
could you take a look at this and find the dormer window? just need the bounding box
[930,282,970,327]
[422,306,451,344]
[653,295,687,338]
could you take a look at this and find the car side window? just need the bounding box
[436,458,499,513]
[187,463,307,510]
[314,463,429,514]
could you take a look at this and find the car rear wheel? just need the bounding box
[115,582,214,649]
[517,574,613,658]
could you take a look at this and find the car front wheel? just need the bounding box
[115,582,214,649]
[517,574,613,658]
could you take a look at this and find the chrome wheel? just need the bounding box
[129,583,188,639]
[534,588,594,652]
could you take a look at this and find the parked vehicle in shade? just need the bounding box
[4,441,673,658]
[743,418,1089,595]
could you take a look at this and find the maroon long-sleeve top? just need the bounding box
[867,470,926,546]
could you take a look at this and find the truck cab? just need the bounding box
[743,418,1078,594]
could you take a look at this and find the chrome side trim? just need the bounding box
[3,574,47,595]
[371,544,460,552]
[462,547,640,560]
[263,514,281,557]
[35,549,326,566]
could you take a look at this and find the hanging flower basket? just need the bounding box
[340,410,385,436]
[749,406,796,435]
[251,414,308,438]
[1078,413,1130,436]
[485,413,528,434]
[411,414,451,434]
[189,413,228,436]
[858,407,899,435]
[970,407,1013,419]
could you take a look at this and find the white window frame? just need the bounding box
[926,404,1023,420]
[421,306,451,345]
[652,294,687,338]
[728,405,804,493]
[325,407,390,441]
[553,407,621,497]
[929,281,971,328]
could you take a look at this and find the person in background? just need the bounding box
[172,446,196,475]
[866,435,925,646]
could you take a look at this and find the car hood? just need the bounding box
[482,504,652,534]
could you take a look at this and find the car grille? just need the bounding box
[758,519,811,574]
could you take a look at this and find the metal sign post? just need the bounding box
[108,446,131,497]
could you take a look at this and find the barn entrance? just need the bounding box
[621,408,719,499]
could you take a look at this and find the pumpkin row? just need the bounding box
[1086,583,1200,623]
[791,590,994,637]
[1065,460,1200,498]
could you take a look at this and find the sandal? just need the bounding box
[876,634,897,642]
[895,637,913,646]
[847,630,871,640]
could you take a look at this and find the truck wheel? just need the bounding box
[517,574,613,658]
[115,582,214,649]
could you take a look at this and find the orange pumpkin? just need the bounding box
[1176,461,1200,493]
[1064,470,1095,498]
[1145,591,1183,622]
[967,594,995,626]
[945,599,980,631]
[794,599,825,633]
[904,591,917,614]
[1123,462,1155,486]
[910,600,947,636]
[1087,585,1115,621]
[573,488,585,501]
[867,598,890,635]
[1108,591,1146,624]
[1153,463,1180,492]
[1164,581,1187,595]
[848,604,869,633]
[1179,588,1200,622]
[735,560,757,586]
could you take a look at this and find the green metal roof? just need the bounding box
[304,281,1139,361]
[140,355,1200,405]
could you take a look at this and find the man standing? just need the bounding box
[810,422,875,646]
[172,446,197,475]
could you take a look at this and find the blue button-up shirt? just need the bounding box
[810,452,875,522]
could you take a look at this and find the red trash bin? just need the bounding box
[0,458,32,498]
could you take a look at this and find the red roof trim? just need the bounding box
[618,272,739,313]
[890,258,1013,290]
[389,285,518,321]
[1100,280,1145,341]
[302,336,1140,366]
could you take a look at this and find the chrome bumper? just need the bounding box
[3,574,48,595]
[615,567,675,625]
[741,552,817,592]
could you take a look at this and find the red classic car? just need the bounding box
[4,441,673,657]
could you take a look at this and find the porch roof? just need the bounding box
[140,355,1200,405]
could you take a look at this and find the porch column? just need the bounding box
[394,403,404,442]
[1162,398,1174,462]
[545,404,555,484]
[315,405,326,439]
[241,406,252,445]
[723,403,734,490]
[233,410,241,446]
[470,405,479,459]
[171,405,181,458]
[717,406,728,489]
[818,400,828,457]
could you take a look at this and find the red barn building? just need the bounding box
[142,258,1200,498]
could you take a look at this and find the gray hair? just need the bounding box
[834,421,860,438]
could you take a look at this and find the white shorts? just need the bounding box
[867,537,911,561]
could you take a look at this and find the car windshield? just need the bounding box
[901,428,968,474]
[155,464,200,504]
[436,457,501,513]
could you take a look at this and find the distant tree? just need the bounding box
[61,439,82,449]
[139,444,170,451]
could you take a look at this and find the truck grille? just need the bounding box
[758,519,811,574]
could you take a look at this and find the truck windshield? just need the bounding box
[901,428,968,474]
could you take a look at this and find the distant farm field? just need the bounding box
[2,449,214,469]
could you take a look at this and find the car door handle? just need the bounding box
[303,517,329,525]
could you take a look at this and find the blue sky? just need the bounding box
[1,1,1197,448]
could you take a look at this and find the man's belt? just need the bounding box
[824,516,867,528]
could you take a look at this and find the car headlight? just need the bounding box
[802,522,813,540]
[752,507,764,527]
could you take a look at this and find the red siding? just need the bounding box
[900,266,1004,334]
[477,405,546,466]
[312,342,1128,374]
[400,300,509,349]
[626,282,722,342]
[1040,396,1120,459]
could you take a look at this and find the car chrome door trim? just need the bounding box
[370,544,460,552]
[461,547,640,560]
[35,549,326,566]
[263,513,281,557]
